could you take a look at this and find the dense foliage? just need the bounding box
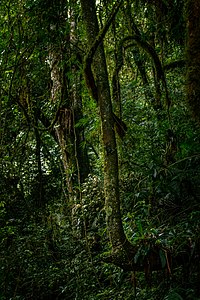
[0,0,200,299]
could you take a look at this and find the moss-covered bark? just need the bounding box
[48,46,89,194]
[80,0,126,249]
[186,0,200,122]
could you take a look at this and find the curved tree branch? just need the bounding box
[83,0,123,102]
[114,35,171,109]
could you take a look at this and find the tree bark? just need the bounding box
[80,0,126,249]
[48,13,89,195]
[186,0,200,122]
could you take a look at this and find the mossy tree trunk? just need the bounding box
[186,0,200,122]
[80,0,126,249]
[48,20,89,196]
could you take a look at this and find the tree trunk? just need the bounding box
[48,45,89,195]
[80,0,126,249]
[186,0,200,122]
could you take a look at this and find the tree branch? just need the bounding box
[83,0,123,101]
[119,35,170,109]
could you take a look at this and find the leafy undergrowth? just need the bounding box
[1,173,200,300]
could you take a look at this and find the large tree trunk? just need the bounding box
[80,0,126,249]
[186,0,200,122]
[48,29,89,195]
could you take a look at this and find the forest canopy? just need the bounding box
[1,0,200,299]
